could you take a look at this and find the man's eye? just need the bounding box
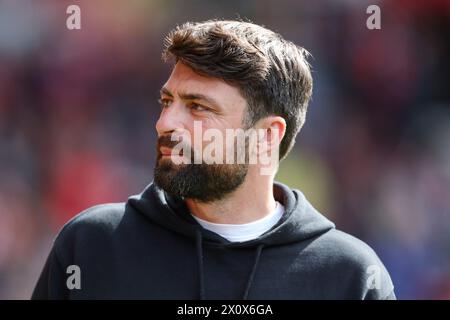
[189,102,208,112]
[158,98,171,109]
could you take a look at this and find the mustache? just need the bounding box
[157,134,186,150]
[157,134,194,160]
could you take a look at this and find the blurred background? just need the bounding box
[0,0,449,299]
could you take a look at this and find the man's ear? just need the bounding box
[250,116,286,175]
[255,116,286,154]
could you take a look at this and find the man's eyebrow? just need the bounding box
[160,87,173,97]
[160,87,222,110]
[179,93,221,109]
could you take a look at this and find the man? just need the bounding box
[32,20,395,299]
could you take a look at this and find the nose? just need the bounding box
[155,101,186,136]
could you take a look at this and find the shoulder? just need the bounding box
[52,203,127,250]
[306,229,395,299]
[63,203,126,232]
[315,229,382,265]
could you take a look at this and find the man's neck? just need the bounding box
[185,169,276,224]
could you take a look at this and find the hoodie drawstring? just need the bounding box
[196,229,206,300]
[242,243,264,300]
[195,229,265,300]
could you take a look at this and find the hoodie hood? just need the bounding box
[128,180,336,299]
[128,180,335,248]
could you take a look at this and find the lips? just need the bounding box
[160,146,172,156]
[160,146,183,156]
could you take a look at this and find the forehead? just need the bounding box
[163,62,247,109]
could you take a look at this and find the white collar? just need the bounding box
[191,201,284,242]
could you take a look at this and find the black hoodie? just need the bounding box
[32,181,395,299]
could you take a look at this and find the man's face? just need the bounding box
[154,62,250,202]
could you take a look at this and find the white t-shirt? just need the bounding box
[191,201,285,242]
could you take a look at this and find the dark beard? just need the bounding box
[153,135,248,203]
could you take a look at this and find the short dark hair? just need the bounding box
[163,20,313,160]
